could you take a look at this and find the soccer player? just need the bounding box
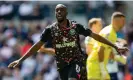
[8,4,127,80]
[85,18,102,55]
[86,12,127,80]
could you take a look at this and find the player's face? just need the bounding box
[96,21,102,32]
[55,6,67,22]
[92,21,102,33]
[115,17,125,31]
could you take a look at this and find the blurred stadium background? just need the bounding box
[0,1,133,80]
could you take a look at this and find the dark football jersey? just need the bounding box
[40,20,92,69]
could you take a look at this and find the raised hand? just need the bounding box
[8,60,21,68]
[116,47,129,55]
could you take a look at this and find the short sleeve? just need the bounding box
[76,24,92,37]
[40,27,52,42]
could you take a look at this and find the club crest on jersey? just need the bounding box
[69,29,76,35]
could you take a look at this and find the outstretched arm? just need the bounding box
[76,23,128,54]
[8,40,44,68]
[19,40,44,62]
[90,32,118,50]
[76,24,117,50]
[8,26,52,68]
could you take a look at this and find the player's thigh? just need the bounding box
[58,67,69,80]
[68,63,82,80]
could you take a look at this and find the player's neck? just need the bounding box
[112,24,118,32]
[58,19,67,27]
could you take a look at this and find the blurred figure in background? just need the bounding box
[20,39,33,56]
[0,40,13,65]
[85,18,103,55]
[84,17,103,80]
[31,25,42,44]
[86,12,127,80]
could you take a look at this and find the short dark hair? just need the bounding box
[111,12,125,20]
[88,18,101,28]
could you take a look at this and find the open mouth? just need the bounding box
[58,16,62,18]
[57,14,62,18]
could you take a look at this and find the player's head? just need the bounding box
[111,12,125,32]
[55,4,68,23]
[88,18,102,33]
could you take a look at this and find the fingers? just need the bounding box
[116,49,122,55]
[121,47,129,51]
[8,62,15,68]
[13,63,18,68]
[120,48,129,52]
[118,47,129,52]
[117,47,129,55]
[37,49,41,53]
[125,47,129,51]
[8,62,18,68]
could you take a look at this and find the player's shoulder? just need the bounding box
[69,20,77,24]
[69,20,82,26]
[68,20,85,30]
[46,22,57,29]
[42,22,57,33]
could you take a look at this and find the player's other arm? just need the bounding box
[38,46,55,55]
